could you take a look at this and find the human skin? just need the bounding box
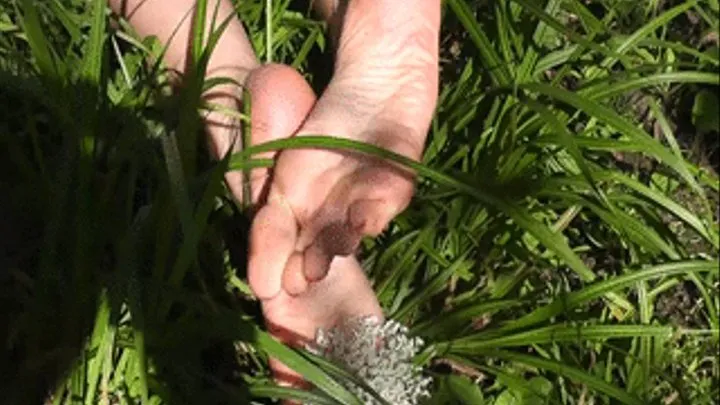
[248,0,441,298]
[108,0,440,388]
[107,0,259,200]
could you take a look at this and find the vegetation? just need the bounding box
[0,0,718,404]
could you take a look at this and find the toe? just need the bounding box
[248,199,298,300]
[244,63,316,203]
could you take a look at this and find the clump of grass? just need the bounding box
[0,0,718,404]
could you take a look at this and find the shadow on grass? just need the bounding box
[0,65,264,404]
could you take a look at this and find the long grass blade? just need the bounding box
[457,351,645,405]
[521,82,702,195]
[502,260,717,332]
[445,324,673,352]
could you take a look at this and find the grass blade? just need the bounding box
[18,0,58,80]
[579,71,719,101]
[445,324,673,352]
[502,260,717,332]
[521,82,702,195]
[599,1,697,71]
[82,0,106,84]
[457,351,645,405]
[253,330,362,405]
[232,135,632,310]
[446,0,512,86]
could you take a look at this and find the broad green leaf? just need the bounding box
[446,375,485,404]
[692,89,720,134]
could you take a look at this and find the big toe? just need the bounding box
[246,63,316,132]
[243,64,317,203]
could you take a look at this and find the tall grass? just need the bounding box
[0,0,717,404]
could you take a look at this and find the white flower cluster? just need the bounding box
[308,316,432,405]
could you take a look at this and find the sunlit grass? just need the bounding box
[0,0,718,404]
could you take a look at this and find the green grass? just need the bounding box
[0,0,718,404]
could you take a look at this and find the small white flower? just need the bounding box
[307,316,432,405]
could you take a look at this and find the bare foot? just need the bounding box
[243,64,384,386]
[248,2,441,300]
[261,256,383,386]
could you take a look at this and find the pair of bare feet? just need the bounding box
[110,0,439,391]
[108,0,440,387]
